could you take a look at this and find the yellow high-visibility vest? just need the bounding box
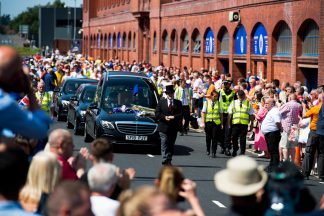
[35,92,51,113]
[232,99,250,125]
[220,89,235,114]
[204,100,221,125]
[175,87,191,107]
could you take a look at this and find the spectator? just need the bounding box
[0,147,34,215]
[214,156,268,216]
[88,163,119,216]
[19,151,61,213]
[49,129,87,180]
[46,181,94,216]
[261,97,283,172]
[0,45,51,140]
[315,93,324,182]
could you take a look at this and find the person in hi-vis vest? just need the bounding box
[174,79,192,135]
[219,80,236,155]
[227,90,254,156]
[35,81,52,114]
[201,90,223,158]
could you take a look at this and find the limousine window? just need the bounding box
[102,77,157,110]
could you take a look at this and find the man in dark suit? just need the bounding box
[155,85,182,165]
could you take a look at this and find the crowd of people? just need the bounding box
[0,45,324,216]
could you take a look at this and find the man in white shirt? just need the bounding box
[88,163,120,216]
[261,98,283,173]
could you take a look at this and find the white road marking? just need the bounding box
[319,181,324,184]
[147,154,154,158]
[212,200,226,208]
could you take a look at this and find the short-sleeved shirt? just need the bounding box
[227,99,254,115]
[57,155,78,181]
[305,103,322,131]
[202,101,223,113]
[261,107,282,134]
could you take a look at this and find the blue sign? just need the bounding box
[109,35,112,48]
[253,23,268,55]
[234,25,247,55]
[205,29,214,54]
[117,33,121,48]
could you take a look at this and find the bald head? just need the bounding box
[49,129,74,159]
[0,46,27,93]
[49,129,71,148]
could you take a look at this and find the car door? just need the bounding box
[71,87,83,125]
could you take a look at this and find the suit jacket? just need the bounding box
[155,98,182,133]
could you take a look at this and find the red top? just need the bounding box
[57,155,78,181]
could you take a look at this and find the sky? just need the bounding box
[1,0,83,19]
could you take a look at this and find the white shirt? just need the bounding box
[193,78,203,99]
[261,107,282,134]
[90,196,120,216]
[227,99,254,115]
[202,100,223,113]
[175,87,189,106]
[167,99,173,107]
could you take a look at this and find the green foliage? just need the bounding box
[0,15,11,26]
[15,47,41,57]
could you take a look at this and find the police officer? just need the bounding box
[201,90,223,158]
[228,90,253,156]
[174,79,192,135]
[219,80,236,155]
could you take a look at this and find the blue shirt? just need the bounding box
[0,201,38,216]
[43,73,56,92]
[0,89,51,139]
[316,103,324,136]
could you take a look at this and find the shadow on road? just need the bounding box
[174,145,194,156]
[176,164,221,169]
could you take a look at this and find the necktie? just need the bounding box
[182,89,186,104]
[168,100,173,112]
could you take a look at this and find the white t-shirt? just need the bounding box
[261,107,282,134]
[90,196,120,216]
[193,78,203,99]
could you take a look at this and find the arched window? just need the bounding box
[275,22,292,56]
[219,28,229,54]
[108,34,112,48]
[252,23,268,55]
[113,33,116,48]
[97,34,101,48]
[181,29,189,53]
[122,32,127,48]
[204,28,214,54]
[117,32,122,48]
[301,21,319,56]
[162,30,169,51]
[192,29,201,54]
[128,32,132,49]
[133,33,136,49]
[171,30,177,52]
[234,25,247,55]
[153,31,157,51]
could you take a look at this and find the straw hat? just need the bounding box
[214,156,268,197]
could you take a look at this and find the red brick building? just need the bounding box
[82,0,323,89]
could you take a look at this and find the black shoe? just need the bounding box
[225,150,231,156]
[184,129,188,135]
[212,153,216,158]
[206,151,210,156]
[162,161,172,166]
[220,148,225,154]
[232,151,237,157]
[304,176,309,180]
[239,152,245,155]
[180,132,184,136]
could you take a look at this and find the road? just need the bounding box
[51,121,324,216]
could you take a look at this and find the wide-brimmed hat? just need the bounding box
[214,156,268,197]
[165,85,175,94]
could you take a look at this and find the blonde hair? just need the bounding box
[157,166,184,202]
[117,186,172,216]
[19,151,61,212]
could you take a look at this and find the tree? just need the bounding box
[0,15,11,26]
